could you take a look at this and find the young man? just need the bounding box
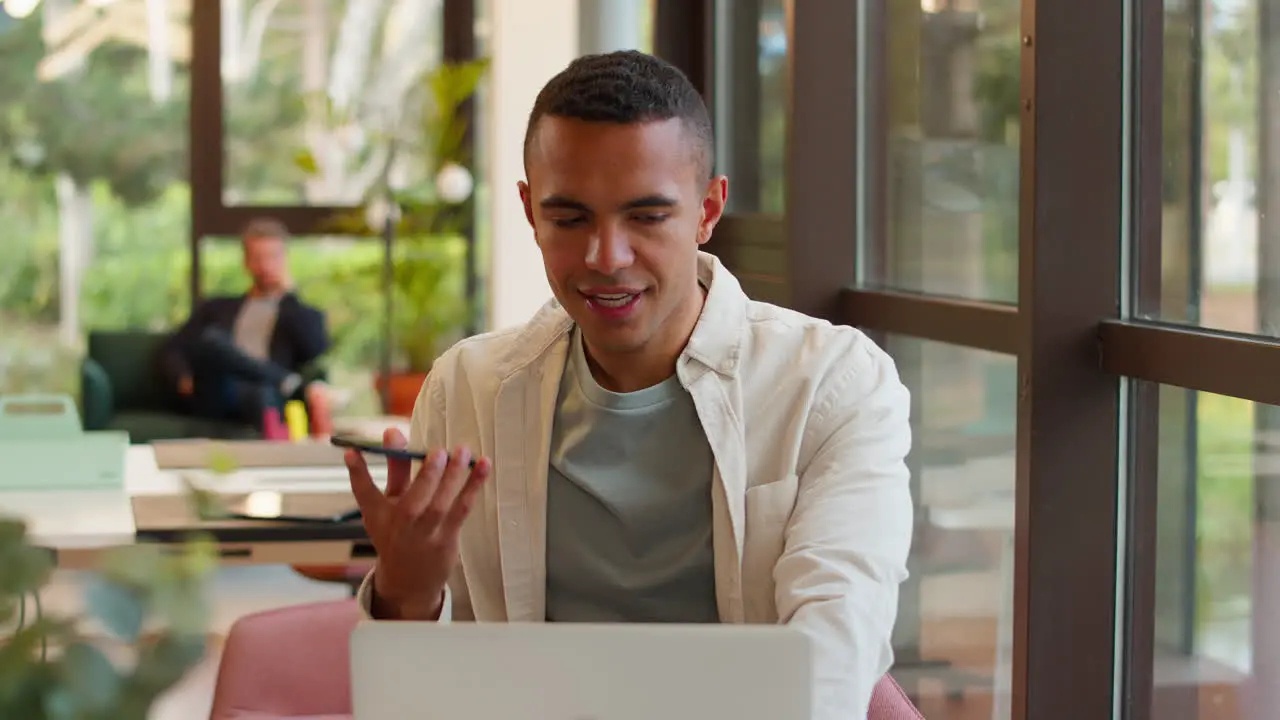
[159,218,334,436]
[344,51,913,718]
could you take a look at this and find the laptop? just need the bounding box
[350,621,813,720]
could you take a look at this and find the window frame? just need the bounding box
[779,0,1280,719]
[187,0,478,309]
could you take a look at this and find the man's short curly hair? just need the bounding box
[523,50,715,180]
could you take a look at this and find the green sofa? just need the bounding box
[80,330,260,443]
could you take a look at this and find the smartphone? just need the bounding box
[331,433,425,461]
[330,434,478,468]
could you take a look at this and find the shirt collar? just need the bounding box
[495,252,749,380]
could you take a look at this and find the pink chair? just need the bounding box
[870,674,927,719]
[210,599,360,720]
[210,598,923,719]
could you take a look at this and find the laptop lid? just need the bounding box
[350,621,812,720]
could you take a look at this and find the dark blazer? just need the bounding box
[158,292,330,389]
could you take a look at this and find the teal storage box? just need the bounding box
[0,394,130,491]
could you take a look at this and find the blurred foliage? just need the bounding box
[0,7,483,395]
[1193,392,1255,625]
[0,15,184,206]
[304,58,489,372]
[0,518,215,720]
[0,172,390,371]
[0,10,303,208]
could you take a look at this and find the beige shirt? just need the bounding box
[357,252,914,719]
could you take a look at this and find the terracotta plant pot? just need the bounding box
[375,371,429,417]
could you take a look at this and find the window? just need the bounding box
[1148,387,1271,718]
[221,0,445,206]
[198,235,385,418]
[869,0,1020,303]
[0,0,192,398]
[1150,0,1277,338]
[886,335,1016,719]
[793,0,1126,717]
[713,0,788,214]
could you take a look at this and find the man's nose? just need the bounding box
[585,226,636,274]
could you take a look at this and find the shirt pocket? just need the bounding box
[742,474,800,623]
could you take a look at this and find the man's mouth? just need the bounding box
[590,292,637,308]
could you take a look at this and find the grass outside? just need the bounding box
[1194,391,1256,633]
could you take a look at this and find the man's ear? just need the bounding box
[696,175,729,246]
[518,180,535,228]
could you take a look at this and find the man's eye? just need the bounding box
[633,214,668,225]
[551,217,586,228]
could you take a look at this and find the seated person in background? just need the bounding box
[343,51,913,720]
[158,218,334,437]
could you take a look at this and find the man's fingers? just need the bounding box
[440,457,490,536]
[382,427,411,498]
[345,449,383,513]
[382,428,408,448]
[399,448,448,517]
[426,446,473,516]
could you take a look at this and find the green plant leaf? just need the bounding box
[293,148,318,174]
[97,544,164,589]
[129,634,207,696]
[179,475,231,521]
[206,445,240,475]
[84,579,145,642]
[0,538,53,596]
[42,686,78,720]
[0,659,54,720]
[0,517,25,545]
[151,573,211,638]
[176,533,219,579]
[55,641,122,714]
[147,538,216,637]
[0,616,78,692]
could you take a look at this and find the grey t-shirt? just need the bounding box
[544,328,719,623]
[232,295,281,361]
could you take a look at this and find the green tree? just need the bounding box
[0,16,186,206]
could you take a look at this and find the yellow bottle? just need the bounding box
[283,400,310,442]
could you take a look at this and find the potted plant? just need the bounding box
[299,59,489,416]
[0,518,215,719]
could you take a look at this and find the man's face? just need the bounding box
[520,117,727,357]
[242,235,288,292]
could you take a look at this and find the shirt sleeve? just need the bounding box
[774,337,914,719]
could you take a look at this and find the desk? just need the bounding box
[0,444,383,568]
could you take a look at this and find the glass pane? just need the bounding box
[221,0,444,205]
[872,0,1020,303]
[713,0,788,214]
[0,1,192,399]
[884,335,1016,720]
[576,0,655,54]
[638,0,656,53]
[199,235,386,419]
[1149,0,1279,336]
[1151,388,1279,717]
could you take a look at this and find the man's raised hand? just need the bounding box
[344,428,490,620]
